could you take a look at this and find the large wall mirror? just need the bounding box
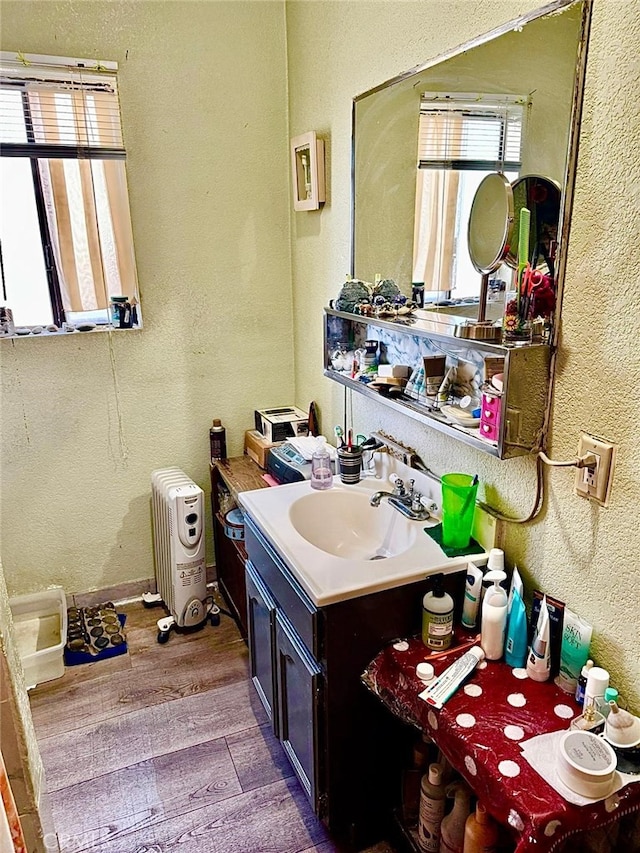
[352,0,591,341]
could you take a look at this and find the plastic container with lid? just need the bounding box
[557,730,617,798]
[9,587,67,689]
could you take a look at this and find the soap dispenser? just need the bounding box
[310,437,333,491]
[480,569,508,660]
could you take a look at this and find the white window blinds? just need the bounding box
[417,93,525,171]
[0,52,124,159]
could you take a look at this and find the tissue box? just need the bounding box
[377,364,411,378]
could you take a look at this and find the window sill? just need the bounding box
[0,325,143,341]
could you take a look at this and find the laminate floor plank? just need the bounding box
[30,636,249,738]
[66,778,330,853]
[49,737,243,853]
[32,598,397,853]
[39,679,267,792]
[226,723,295,791]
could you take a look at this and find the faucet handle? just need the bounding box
[389,474,405,496]
[420,496,438,512]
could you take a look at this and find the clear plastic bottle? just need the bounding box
[310,438,333,490]
[209,419,227,462]
[418,763,446,852]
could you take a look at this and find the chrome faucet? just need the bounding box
[370,477,437,521]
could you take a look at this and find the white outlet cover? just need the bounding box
[574,433,616,506]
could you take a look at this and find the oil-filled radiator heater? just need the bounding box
[144,468,217,642]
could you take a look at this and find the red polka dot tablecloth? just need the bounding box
[362,637,640,852]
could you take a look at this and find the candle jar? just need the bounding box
[502,314,532,347]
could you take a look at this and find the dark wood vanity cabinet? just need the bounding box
[244,511,466,847]
[210,458,268,638]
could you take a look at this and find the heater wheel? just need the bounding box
[157,630,171,644]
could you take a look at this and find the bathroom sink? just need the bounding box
[239,470,487,606]
[288,489,418,560]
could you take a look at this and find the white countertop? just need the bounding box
[239,468,486,607]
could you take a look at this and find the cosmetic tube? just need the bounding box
[526,594,551,682]
[461,562,483,629]
[504,585,528,668]
[419,646,485,709]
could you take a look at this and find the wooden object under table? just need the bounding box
[363,638,640,852]
[210,456,269,638]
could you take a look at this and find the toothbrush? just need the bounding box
[334,426,345,447]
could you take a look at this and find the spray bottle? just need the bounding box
[439,782,471,853]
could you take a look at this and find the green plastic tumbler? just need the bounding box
[440,473,479,549]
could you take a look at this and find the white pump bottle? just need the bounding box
[480,569,508,660]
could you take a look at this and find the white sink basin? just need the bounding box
[288,489,417,559]
[239,471,486,606]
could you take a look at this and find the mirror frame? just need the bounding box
[350,0,593,349]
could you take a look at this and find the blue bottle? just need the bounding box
[505,585,527,668]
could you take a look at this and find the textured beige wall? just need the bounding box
[0,560,46,850]
[0,1,293,596]
[287,0,640,708]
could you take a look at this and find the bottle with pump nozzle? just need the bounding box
[422,574,454,651]
[310,437,333,490]
[418,763,446,852]
[480,569,507,660]
[209,419,227,462]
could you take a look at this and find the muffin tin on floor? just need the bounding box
[64,602,128,665]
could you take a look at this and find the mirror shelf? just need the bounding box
[324,307,551,460]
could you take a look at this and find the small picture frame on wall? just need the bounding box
[290,131,325,211]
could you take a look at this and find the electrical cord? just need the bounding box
[477,450,597,525]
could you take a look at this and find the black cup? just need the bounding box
[337,447,363,485]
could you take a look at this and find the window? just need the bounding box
[0,52,140,332]
[412,93,525,300]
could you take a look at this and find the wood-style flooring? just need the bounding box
[29,595,395,853]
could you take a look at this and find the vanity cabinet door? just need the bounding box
[246,560,278,734]
[275,610,322,811]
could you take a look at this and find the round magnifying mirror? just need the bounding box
[505,175,561,274]
[467,173,514,274]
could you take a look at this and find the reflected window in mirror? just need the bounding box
[0,52,141,334]
[413,94,525,302]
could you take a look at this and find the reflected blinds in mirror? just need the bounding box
[417,94,525,171]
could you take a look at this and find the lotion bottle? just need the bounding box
[422,574,454,651]
[418,763,446,852]
[504,567,527,668]
[526,594,551,682]
[480,569,507,660]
